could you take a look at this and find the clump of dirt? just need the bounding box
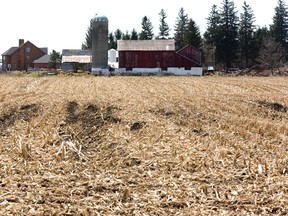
[66,101,79,124]
[154,107,190,126]
[157,108,175,117]
[130,121,146,131]
[0,103,41,135]
[257,100,287,112]
[56,101,121,159]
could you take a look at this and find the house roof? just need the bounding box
[40,48,48,55]
[2,47,18,56]
[117,39,175,51]
[62,49,92,56]
[33,55,51,64]
[2,41,47,56]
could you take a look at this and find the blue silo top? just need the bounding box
[91,14,108,22]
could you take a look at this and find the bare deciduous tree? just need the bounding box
[257,37,285,74]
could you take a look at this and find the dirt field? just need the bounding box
[0,75,287,215]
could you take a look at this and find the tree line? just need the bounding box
[82,0,288,72]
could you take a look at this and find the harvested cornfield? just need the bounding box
[0,75,287,215]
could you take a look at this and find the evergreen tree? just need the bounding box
[113,29,123,49]
[203,4,220,68]
[114,29,123,41]
[82,20,92,50]
[184,18,202,50]
[254,26,271,55]
[139,16,154,40]
[218,0,239,72]
[49,50,61,69]
[271,0,288,53]
[204,4,220,46]
[131,29,139,40]
[158,9,170,39]
[123,31,131,40]
[239,1,256,68]
[174,7,189,50]
[108,32,116,49]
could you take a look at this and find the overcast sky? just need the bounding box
[0,0,278,54]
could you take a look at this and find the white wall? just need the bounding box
[167,67,203,76]
[92,67,203,76]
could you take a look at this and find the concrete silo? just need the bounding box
[91,14,108,75]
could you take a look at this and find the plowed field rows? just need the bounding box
[0,75,287,215]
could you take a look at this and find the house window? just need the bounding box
[3,56,5,61]
[26,47,30,53]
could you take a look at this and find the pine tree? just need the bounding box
[204,5,220,46]
[131,29,139,40]
[174,7,189,50]
[184,19,202,50]
[254,26,271,56]
[122,31,131,40]
[158,9,170,39]
[271,0,288,53]
[239,1,256,68]
[114,29,123,41]
[108,32,116,49]
[218,0,239,72]
[139,16,154,40]
[113,29,123,50]
[49,50,61,69]
[82,20,92,50]
[203,4,220,68]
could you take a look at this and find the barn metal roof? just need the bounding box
[62,55,91,63]
[62,49,92,56]
[62,49,92,63]
[117,39,175,51]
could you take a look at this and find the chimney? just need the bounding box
[19,39,24,46]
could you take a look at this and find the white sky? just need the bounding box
[0,0,277,54]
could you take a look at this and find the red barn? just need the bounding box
[117,39,201,70]
[2,39,47,71]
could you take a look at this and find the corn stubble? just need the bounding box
[0,75,287,215]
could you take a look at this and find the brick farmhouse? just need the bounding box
[1,39,47,71]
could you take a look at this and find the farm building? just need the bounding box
[108,48,118,68]
[33,54,61,70]
[1,39,47,71]
[91,14,109,74]
[61,49,92,71]
[117,39,202,71]
[61,49,118,72]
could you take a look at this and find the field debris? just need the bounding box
[0,76,287,215]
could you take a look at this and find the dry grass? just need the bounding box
[0,75,287,215]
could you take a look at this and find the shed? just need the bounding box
[33,54,61,69]
[61,49,92,71]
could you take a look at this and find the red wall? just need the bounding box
[119,45,201,70]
